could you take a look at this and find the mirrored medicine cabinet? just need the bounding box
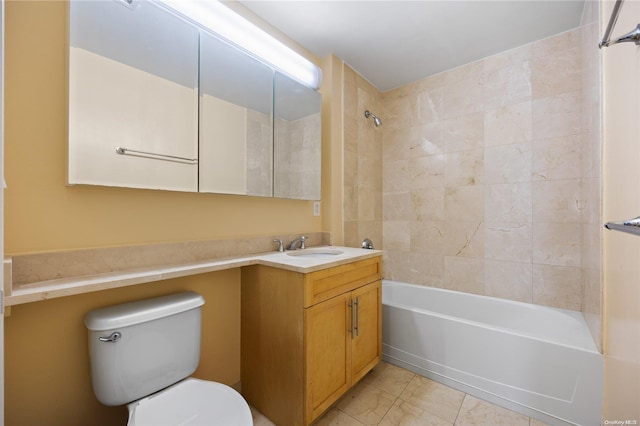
[67,0,321,200]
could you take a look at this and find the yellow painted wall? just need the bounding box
[4,0,321,256]
[3,2,336,425]
[601,0,640,421]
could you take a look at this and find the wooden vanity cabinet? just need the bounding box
[241,256,382,426]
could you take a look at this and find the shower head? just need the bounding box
[364,110,382,127]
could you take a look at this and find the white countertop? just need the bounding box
[6,246,382,306]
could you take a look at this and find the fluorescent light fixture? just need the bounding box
[158,0,322,90]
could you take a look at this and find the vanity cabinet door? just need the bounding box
[351,280,382,383]
[304,292,351,423]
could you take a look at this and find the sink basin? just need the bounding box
[286,248,343,257]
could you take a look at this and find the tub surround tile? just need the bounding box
[532,223,581,267]
[484,183,532,224]
[484,222,532,263]
[531,91,581,140]
[347,21,600,335]
[409,221,444,255]
[484,259,533,303]
[410,121,444,157]
[532,179,582,223]
[444,257,485,295]
[483,101,532,147]
[533,264,582,310]
[409,155,445,189]
[532,135,582,181]
[443,221,484,258]
[445,149,484,187]
[484,142,532,184]
[443,112,484,153]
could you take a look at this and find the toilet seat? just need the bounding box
[127,378,253,426]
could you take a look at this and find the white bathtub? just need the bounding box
[382,280,603,426]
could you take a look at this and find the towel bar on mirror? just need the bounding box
[116,147,198,165]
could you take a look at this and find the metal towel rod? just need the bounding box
[605,217,640,236]
[600,0,640,48]
[116,147,198,165]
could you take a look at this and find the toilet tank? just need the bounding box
[84,291,205,406]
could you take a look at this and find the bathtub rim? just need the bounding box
[381,279,600,354]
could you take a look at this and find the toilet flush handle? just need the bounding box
[98,332,121,343]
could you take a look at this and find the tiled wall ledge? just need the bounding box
[5,232,331,306]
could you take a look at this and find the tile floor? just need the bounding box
[250,361,549,426]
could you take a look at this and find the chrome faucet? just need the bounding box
[288,236,307,250]
[273,239,285,252]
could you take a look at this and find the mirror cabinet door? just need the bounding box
[68,1,199,191]
[273,72,322,200]
[199,32,274,196]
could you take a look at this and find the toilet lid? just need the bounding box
[127,378,253,426]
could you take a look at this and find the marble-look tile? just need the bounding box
[410,121,444,157]
[532,91,581,139]
[443,256,485,294]
[532,135,582,181]
[383,159,410,194]
[382,128,411,161]
[443,112,484,153]
[443,77,484,119]
[399,376,465,423]
[445,186,484,223]
[484,44,531,74]
[485,183,532,224]
[379,399,453,426]
[532,179,582,223]
[445,149,484,187]
[484,142,532,184]
[533,264,582,310]
[410,154,445,190]
[532,46,581,99]
[443,221,484,258]
[363,362,415,397]
[411,187,445,222]
[405,252,445,287]
[482,60,531,110]
[454,395,529,426]
[383,192,412,221]
[484,101,532,147]
[484,222,532,263]
[336,381,396,425]
[314,408,366,426]
[383,220,411,251]
[532,223,581,267]
[411,87,444,125]
[410,221,444,255]
[484,259,533,303]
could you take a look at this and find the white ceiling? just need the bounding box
[240,1,587,92]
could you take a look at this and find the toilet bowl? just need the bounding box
[84,291,253,426]
[127,378,252,426]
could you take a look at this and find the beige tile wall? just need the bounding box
[343,67,384,249]
[344,17,601,347]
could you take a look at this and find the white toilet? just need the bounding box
[84,291,253,426]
